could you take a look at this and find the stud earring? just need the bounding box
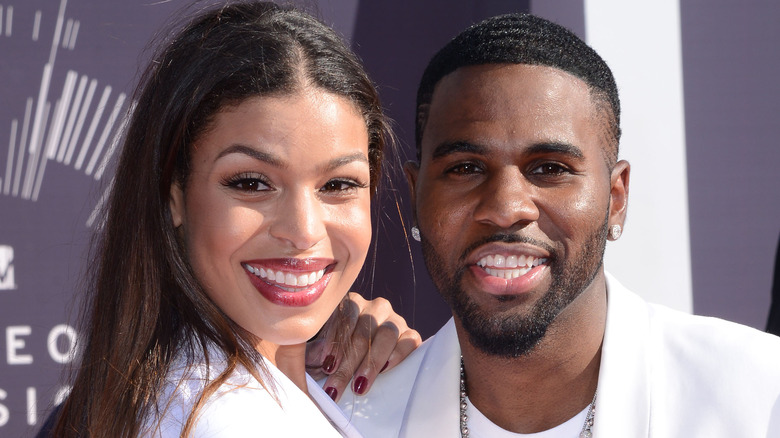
[411,226,421,242]
[609,224,622,240]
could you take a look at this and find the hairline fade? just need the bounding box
[415,13,621,167]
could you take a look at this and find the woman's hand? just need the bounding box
[306,293,422,402]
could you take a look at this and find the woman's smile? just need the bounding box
[242,258,335,306]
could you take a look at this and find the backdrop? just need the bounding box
[1,0,778,435]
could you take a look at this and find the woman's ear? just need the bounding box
[169,182,185,228]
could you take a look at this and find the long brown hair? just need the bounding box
[53,2,388,436]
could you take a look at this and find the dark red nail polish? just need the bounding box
[325,386,338,400]
[380,361,389,373]
[353,376,368,395]
[322,355,336,373]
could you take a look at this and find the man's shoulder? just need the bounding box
[600,275,780,435]
[607,273,780,359]
[608,275,780,361]
[339,319,458,437]
[645,300,780,368]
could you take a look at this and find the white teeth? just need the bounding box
[243,263,326,289]
[484,266,532,279]
[518,255,527,267]
[476,254,548,279]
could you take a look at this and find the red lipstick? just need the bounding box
[242,258,334,307]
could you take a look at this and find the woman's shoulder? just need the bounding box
[144,348,342,437]
[142,348,280,436]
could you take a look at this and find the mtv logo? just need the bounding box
[0,245,16,290]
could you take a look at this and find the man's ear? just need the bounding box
[403,161,419,221]
[169,181,185,228]
[608,160,630,233]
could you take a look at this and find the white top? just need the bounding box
[467,398,588,438]
[143,348,362,437]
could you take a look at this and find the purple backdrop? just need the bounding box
[0,0,777,435]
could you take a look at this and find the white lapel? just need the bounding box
[594,273,652,437]
[308,373,364,438]
[399,318,463,437]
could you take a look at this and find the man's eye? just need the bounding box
[531,163,568,175]
[446,162,482,175]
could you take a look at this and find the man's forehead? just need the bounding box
[426,65,592,129]
[432,63,590,99]
[422,63,614,162]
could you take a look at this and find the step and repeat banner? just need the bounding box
[1,0,778,435]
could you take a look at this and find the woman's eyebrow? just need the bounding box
[215,144,286,168]
[322,152,369,172]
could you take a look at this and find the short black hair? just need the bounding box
[415,13,620,164]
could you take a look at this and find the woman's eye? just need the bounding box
[320,179,366,193]
[222,174,271,192]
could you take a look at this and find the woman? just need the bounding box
[51,2,416,436]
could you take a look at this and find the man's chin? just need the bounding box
[453,295,554,357]
[460,311,549,358]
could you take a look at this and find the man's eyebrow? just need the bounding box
[431,141,487,159]
[215,144,285,168]
[430,141,584,160]
[525,142,585,159]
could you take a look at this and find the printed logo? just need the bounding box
[0,245,16,290]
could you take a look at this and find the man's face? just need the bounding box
[407,64,628,357]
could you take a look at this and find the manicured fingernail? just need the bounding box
[353,376,368,395]
[380,361,389,373]
[325,386,338,400]
[322,355,336,373]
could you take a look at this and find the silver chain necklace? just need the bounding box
[459,357,597,438]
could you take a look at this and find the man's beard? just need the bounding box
[420,215,608,358]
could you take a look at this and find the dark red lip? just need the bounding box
[242,258,335,307]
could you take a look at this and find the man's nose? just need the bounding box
[473,167,539,229]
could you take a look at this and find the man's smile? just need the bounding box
[476,254,548,280]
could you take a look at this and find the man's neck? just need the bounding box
[456,275,607,434]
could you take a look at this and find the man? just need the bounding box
[339,13,780,437]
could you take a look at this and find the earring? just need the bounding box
[609,224,622,240]
[411,226,421,242]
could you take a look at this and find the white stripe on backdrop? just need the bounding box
[584,0,693,312]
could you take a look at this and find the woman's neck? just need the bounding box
[257,342,309,392]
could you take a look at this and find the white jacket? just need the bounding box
[340,274,780,437]
[146,348,362,437]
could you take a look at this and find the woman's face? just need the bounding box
[170,87,372,348]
